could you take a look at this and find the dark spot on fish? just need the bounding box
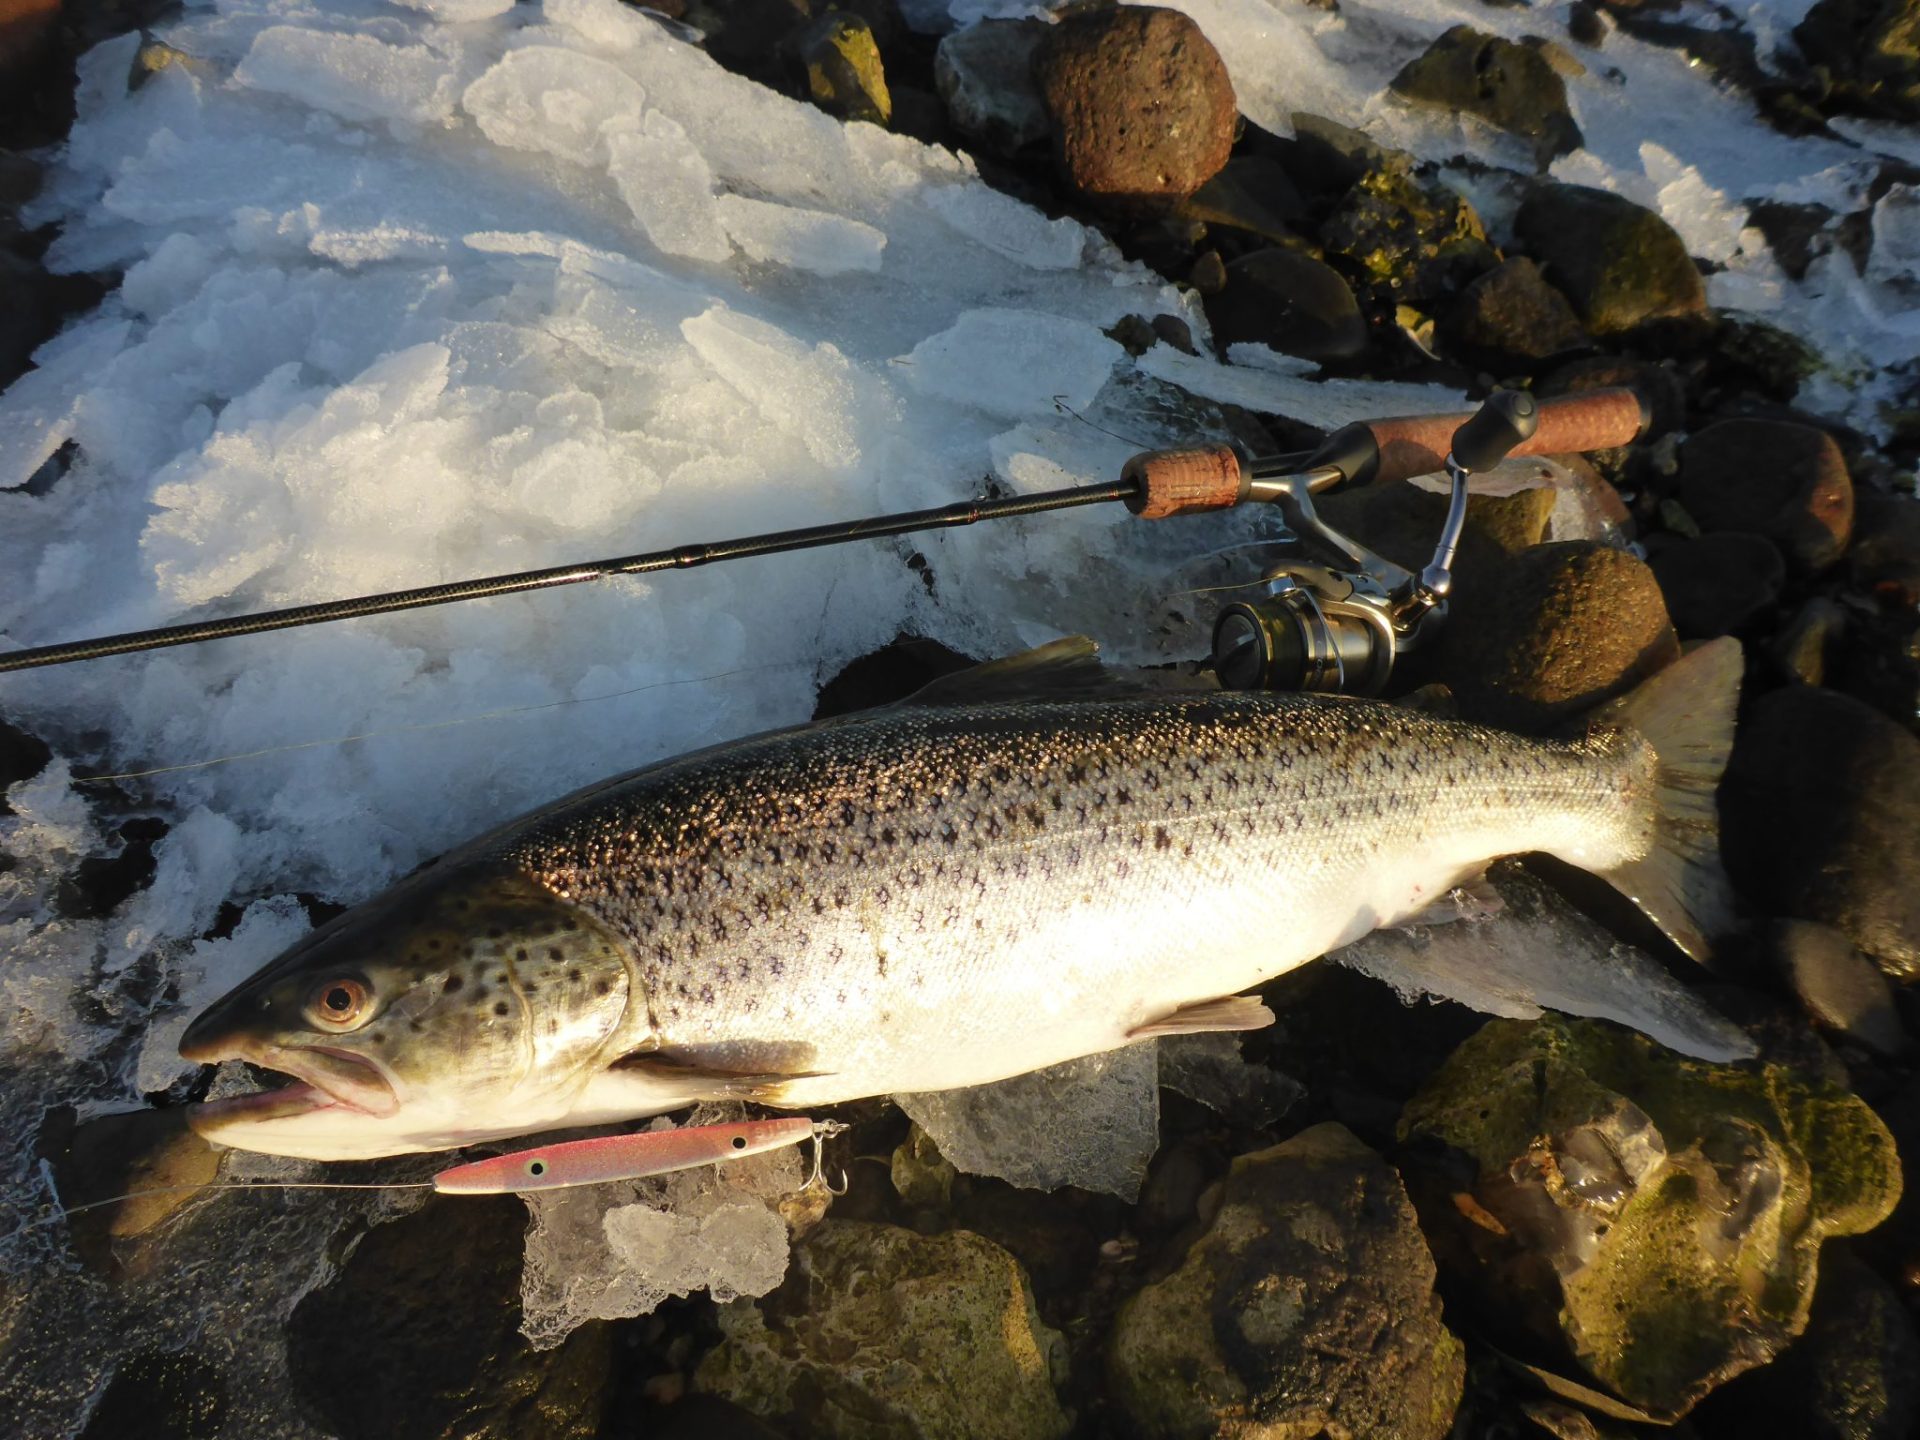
[594,979,613,996]
[444,975,464,994]
[562,918,577,931]
[473,986,489,1002]
[494,1001,510,1016]
[369,1030,385,1045]
[568,969,582,983]
[548,947,563,961]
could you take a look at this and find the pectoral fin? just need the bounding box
[591,1046,829,1108]
[1128,994,1275,1041]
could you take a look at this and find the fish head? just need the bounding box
[179,865,636,1160]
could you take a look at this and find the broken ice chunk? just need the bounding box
[680,304,874,469]
[518,1112,803,1348]
[1331,865,1754,1063]
[895,1041,1160,1200]
[607,113,731,263]
[461,47,647,167]
[1158,1033,1302,1128]
[715,194,886,276]
[235,28,461,128]
[918,183,1085,269]
[390,0,517,20]
[902,308,1125,419]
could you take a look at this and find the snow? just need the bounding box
[0,0,1914,1408]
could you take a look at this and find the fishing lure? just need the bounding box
[432,1116,846,1194]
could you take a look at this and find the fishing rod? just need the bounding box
[0,388,1648,693]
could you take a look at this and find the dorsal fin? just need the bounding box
[898,637,1218,709]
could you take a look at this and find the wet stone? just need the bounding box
[1720,684,1920,983]
[1692,1247,1920,1440]
[1761,919,1906,1059]
[1178,154,1307,244]
[1515,183,1708,336]
[1850,489,1920,605]
[1390,26,1584,164]
[1444,255,1590,368]
[1646,531,1785,637]
[933,19,1048,156]
[696,1219,1070,1440]
[1399,1014,1903,1420]
[1203,247,1367,362]
[1774,596,1851,686]
[1440,540,1679,732]
[1038,5,1236,214]
[1107,1123,1466,1440]
[1676,418,1854,574]
[1795,0,1920,124]
[286,1193,613,1440]
[77,1350,227,1440]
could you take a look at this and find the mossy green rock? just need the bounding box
[1390,26,1583,163]
[801,12,891,127]
[1515,183,1707,336]
[1319,164,1498,306]
[1107,1123,1465,1440]
[696,1220,1069,1440]
[1400,1015,1903,1420]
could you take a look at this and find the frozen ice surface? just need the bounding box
[716,194,887,275]
[896,1042,1161,1199]
[1868,184,1920,293]
[234,28,463,128]
[918,182,1087,269]
[519,1110,803,1347]
[1332,866,1756,1063]
[903,308,1126,418]
[1152,343,1465,431]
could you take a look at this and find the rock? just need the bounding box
[1390,26,1584,163]
[1795,0,1920,124]
[1539,355,1686,440]
[1647,532,1785,637]
[1108,1124,1465,1440]
[1315,476,1558,579]
[1,246,50,386]
[1567,0,1608,45]
[1319,164,1499,306]
[286,1194,613,1440]
[1760,920,1906,1058]
[694,0,817,87]
[1275,111,1407,197]
[1444,256,1591,368]
[891,1124,957,1211]
[1038,6,1236,213]
[1692,1248,1920,1440]
[1514,184,1709,336]
[1203,248,1367,361]
[800,13,891,126]
[1850,489,1920,605]
[1400,1014,1903,1421]
[1441,540,1680,732]
[696,1220,1070,1440]
[1749,199,1843,282]
[1179,155,1307,244]
[77,1351,227,1440]
[0,0,60,88]
[1774,596,1851,686]
[1677,419,1854,574]
[933,20,1049,157]
[1720,684,1920,983]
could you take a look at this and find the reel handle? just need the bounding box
[1360,386,1648,487]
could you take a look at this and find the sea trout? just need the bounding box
[179,637,1741,1160]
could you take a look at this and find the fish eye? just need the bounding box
[306,977,373,1029]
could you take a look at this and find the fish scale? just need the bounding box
[178,639,1737,1160]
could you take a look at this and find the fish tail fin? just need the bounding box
[1593,637,1744,964]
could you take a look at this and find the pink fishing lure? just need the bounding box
[432,1117,821,1194]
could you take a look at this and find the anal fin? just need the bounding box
[1128,994,1275,1041]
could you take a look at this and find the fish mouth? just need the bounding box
[187,1044,401,1129]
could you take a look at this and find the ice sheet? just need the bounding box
[896,1043,1162,1199]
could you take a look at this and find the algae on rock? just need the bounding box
[1400,1015,1903,1420]
[696,1220,1070,1440]
[1108,1123,1465,1440]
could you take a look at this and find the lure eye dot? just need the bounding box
[528,1159,548,1177]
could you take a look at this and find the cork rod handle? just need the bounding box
[1365,387,1650,487]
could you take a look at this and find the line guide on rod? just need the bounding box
[0,388,1647,675]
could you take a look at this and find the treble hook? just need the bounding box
[806,1119,850,1195]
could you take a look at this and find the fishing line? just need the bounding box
[1050,395,1155,452]
[72,660,806,784]
[1,1178,438,1242]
